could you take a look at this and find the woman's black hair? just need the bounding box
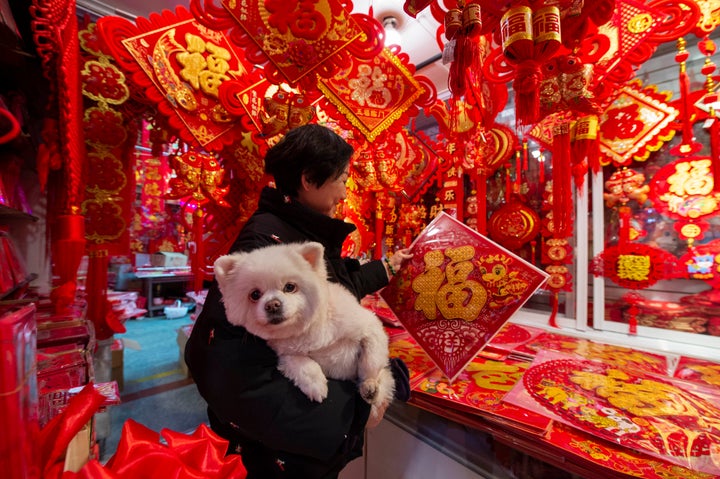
[264,124,354,196]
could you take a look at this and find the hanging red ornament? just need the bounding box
[488,200,540,251]
[698,36,720,192]
[671,37,703,157]
[500,4,561,127]
[550,122,573,238]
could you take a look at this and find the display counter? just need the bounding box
[388,322,720,479]
[135,270,194,317]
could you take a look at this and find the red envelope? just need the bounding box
[381,212,548,382]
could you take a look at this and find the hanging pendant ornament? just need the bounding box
[671,37,703,157]
[446,1,483,97]
[698,36,720,192]
[500,3,561,128]
[603,167,650,245]
[166,151,230,292]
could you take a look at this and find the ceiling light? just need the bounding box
[382,16,402,47]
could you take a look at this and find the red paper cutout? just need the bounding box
[221,0,365,86]
[318,47,427,141]
[649,157,720,240]
[98,8,253,151]
[381,212,548,382]
[599,80,678,166]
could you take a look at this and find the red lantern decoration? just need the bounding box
[488,201,540,251]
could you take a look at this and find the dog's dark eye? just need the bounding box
[283,282,297,293]
[249,289,262,302]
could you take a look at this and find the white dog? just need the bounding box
[214,241,395,419]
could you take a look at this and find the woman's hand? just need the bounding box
[366,402,388,429]
[384,248,413,279]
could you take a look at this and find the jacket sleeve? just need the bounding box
[343,258,389,299]
[185,288,370,461]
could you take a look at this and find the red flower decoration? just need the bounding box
[83,108,127,148]
[81,61,130,104]
[86,151,127,192]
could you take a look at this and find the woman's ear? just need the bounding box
[300,173,312,191]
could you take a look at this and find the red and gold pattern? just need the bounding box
[387,330,442,389]
[591,242,682,290]
[381,212,548,381]
[547,421,718,479]
[598,80,678,167]
[79,20,140,338]
[98,8,253,151]
[488,200,541,250]
[318,48,427,141]
[219,0,367,87]
[415,355,552,433]
[166,151,230,208]
[649,157,720,243]
[508,351,720,476]
[138,153,169,217]
[500,3,562,126]
[512,332,670,375]
[675,356,720,388]
[580,0,700,104]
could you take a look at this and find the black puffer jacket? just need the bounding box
[185,187,390,478]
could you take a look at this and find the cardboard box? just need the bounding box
[151,252,188,268]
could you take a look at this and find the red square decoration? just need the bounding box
[381,212,548,382]
[318,48,424,141]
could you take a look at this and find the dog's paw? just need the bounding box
[299,378,328,403]
[359,378,379,403]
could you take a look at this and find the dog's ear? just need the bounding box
[213,254,242,286]
[296,242,325,274]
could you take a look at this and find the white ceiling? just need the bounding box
[76,0,450,97]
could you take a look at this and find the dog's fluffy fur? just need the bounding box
[214,242,394,418]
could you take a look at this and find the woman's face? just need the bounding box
[297,166,349,217]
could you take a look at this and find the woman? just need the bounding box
[185,124,411,478]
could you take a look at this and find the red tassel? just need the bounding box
[192,209,206,293]
[548,292,559,328]
[86,248,116,340]
[671,38,702,156]
[618,206,631,246]
[711,114,720,192]
[551,123,573,238]
[504,163,512,203]
[52,214,86,314]
[628,303,638,335]
[514,62,543,127]
[477,171,487,234]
